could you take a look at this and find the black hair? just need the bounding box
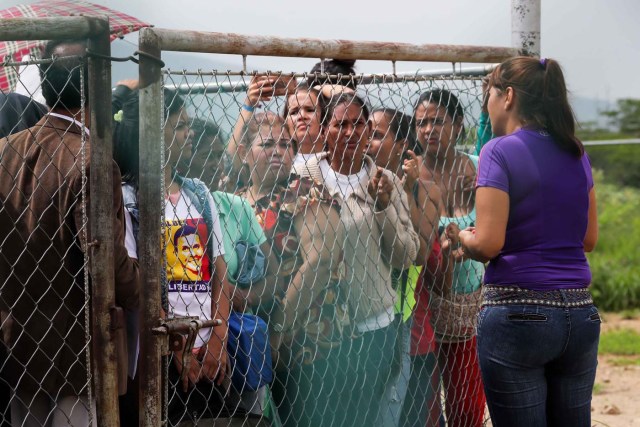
[173,224,198,247]
[371,108,422,155]
[307,59,358,89]
[489,56,583,156]
[39,39,88,109]
[413,89,466,143]
[112,87,186,186]
[321,92,370,128]
[414,89,464,124]
[190,117,225,154]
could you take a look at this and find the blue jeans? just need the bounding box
[477,302,601,427]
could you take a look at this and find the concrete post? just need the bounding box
[512,0,541,57]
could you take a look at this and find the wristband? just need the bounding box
[241,104,255,113]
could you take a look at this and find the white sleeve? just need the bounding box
[207,193,225,258]
[123,206,138,259]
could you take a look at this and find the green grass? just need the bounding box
[598,328,640,355]
[592,382,604,395]
[619,309,640,320]
[609,357,640,367]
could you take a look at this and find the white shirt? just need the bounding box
[318,158,369,201]
[47,112,90,136]
[164,189,225,348]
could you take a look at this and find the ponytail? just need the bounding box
[490,56,584,157]
[541,59,583,156]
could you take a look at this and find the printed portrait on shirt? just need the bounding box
[165,219,211,283]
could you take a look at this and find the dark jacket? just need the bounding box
[0,92,47,138]
[0,114,139,397]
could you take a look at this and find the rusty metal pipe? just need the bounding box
[0,17,108,42]
[149,28,520,63]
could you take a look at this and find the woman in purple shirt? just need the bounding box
[459,57,599,427]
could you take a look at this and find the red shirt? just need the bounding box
[410,239,441,356]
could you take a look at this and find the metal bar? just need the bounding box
[138,27,164,427]
[164,65,495,95]
[583,138,640,146]
[511,0,541,57]
[149,28,520,63]
[87,17,120,427]
[151,318,223,336]
[0,16,108,42]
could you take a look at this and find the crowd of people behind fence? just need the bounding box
[0,39,599,427]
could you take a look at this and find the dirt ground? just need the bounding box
[591,313,640,427]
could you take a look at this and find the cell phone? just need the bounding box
[270,75,297,97]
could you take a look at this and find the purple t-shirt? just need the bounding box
[476,128,593,290]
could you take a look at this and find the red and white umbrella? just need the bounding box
[0,0,151,92]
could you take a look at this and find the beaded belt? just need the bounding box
[482,285,593,308]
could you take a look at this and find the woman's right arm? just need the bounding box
[227,76,277,171]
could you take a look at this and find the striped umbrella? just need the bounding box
[0,0,151,91]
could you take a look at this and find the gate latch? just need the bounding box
[152,317,222,385]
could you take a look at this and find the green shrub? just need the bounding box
[585,144,640,189]
[588,170,640,311]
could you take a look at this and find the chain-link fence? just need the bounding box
[158,69,488,427]
[131,27,521,427]
[1,17,126,427]
[2,20,520,425]
[0,51,98,426]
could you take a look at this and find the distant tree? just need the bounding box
[599,98,640,136]
[580,98,640,188]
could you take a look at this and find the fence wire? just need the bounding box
[0,55,95,426]
[154,68,489,427]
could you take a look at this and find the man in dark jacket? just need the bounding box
[0,39,139,426]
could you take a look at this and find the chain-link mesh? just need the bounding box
[0,54,96,425]
[154,67,490,427]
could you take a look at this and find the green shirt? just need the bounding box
[212,191,267,284]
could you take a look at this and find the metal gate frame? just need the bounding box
[136,27,523,427]
[0,16,120,427]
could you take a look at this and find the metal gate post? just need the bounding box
[87,16,121,427]
[137,27,165,427]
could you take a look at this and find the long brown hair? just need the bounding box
[489,56,583,156]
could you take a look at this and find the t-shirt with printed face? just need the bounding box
[165,190,224,348]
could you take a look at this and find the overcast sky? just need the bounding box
[4,0,639,104]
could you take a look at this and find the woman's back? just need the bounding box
[477,128,593,289]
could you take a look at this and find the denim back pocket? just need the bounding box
[506,312,548,322]
[588,306,602,323]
